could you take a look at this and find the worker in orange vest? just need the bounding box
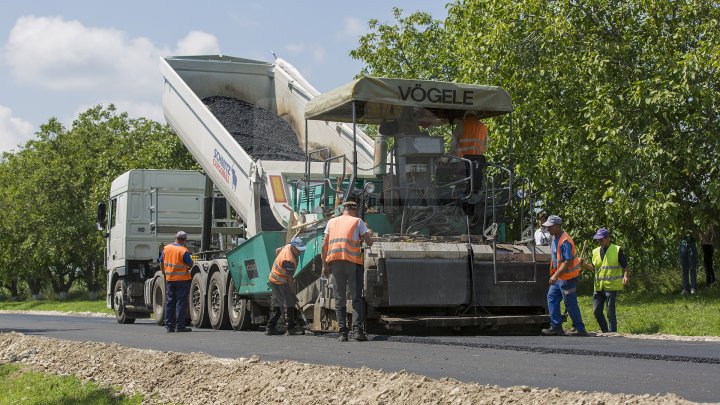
[322,200,374,342]
[451,114,488,157]
[266,237,307,336]
[160,231,194,333]
[541,215,587,336]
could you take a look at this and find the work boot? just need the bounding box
[265,325,282,336]
[352,330,368,342]
[681,289,689,295]
[690,288,697,295]
[565,328,588,337]
[165,328,174,333]
[176,327,192,332]
[541,327,564,336]
[338,330,349,342]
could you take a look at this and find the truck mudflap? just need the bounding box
[379,314,551,328]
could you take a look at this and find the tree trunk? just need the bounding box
[28,278,43,300]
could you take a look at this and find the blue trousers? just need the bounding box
[547,277,585,331]
[593,291,618,332]
[165,280,190,331]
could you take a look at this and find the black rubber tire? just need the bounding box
[113,279,135,324]
[189,273,210,328]
[208,272,230,330]
[227,285,252,331]
[152,278,165,326]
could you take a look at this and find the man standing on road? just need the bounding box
[581,228,628,333]
[160,231,193,333]
[266,237,306,336]
[541,215,587,336]
[322,200,374,342]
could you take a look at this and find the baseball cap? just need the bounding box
[593,228,610,240]
[542,215,562,227]
[290,237,307,251]
[175,231,188,240]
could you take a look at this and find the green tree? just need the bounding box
[352,1,720,291]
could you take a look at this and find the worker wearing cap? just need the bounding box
[322,200,374,342]
[581,228,629,333]
[159,231,194,333]
[541,215,587,336]
[266,237,306,336]
[451,114,488,157]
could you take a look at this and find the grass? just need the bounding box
[0,363,142,405]
[568,285,720,336]
[0,296,113,315]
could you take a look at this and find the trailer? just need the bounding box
[100,55,552,333]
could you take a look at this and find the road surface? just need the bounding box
[1,313,719,403]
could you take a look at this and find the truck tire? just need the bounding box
[113,279,136,324]
[227,286,251,331]
[189,273,210,328]
[152,279,165,326]
[208,272,230,330]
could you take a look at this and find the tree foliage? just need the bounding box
[351,1,720,291]
[0,106,196,299]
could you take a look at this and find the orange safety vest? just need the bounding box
[325,215,363,265]
[551,232,581,280]
[269,245,298,285]
[457,117,488,157]
[162,244,191,282]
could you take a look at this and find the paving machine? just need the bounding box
[104,55,550,333]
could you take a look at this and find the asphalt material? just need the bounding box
[202,96,305,162]
[202,95,303,230]
[2,313,719,402]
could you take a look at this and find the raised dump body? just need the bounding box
[160,55,374,237]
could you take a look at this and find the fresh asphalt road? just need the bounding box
[1,313,719,403]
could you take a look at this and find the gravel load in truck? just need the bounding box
[202,96,305,162]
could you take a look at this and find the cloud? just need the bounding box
[0,105,34,153]
[337,17,367,39]
[3,16,220,98]
[283,42,325,63]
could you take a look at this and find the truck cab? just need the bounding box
[98,169,239,324]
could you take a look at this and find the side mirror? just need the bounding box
[96,202,107,231]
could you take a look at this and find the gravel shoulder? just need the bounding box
[0,332,700,404]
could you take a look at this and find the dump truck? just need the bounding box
[100,55,552,333]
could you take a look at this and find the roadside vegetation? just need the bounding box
[0,363,142,404]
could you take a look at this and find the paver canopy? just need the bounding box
[305,77,513,125]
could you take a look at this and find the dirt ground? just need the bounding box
[0,332,700,405]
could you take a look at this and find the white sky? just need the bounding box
[0,1,448,153]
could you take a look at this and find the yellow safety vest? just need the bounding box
[592,244,624,291]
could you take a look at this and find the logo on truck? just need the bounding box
[212,149,237,190]
[398,84,474,105]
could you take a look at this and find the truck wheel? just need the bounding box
[189,273,210,328]
[227,286,251,331]
[208,272,230,330]
[152,279,165,326]
[113,279,135,324]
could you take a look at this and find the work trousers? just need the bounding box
[702,244,716,286]
[267,282,297,328]
[679,240,697,291]
[547,277,585,332]
[330,260,365,332]
[593,290,618,333]
[165,280,190,331]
